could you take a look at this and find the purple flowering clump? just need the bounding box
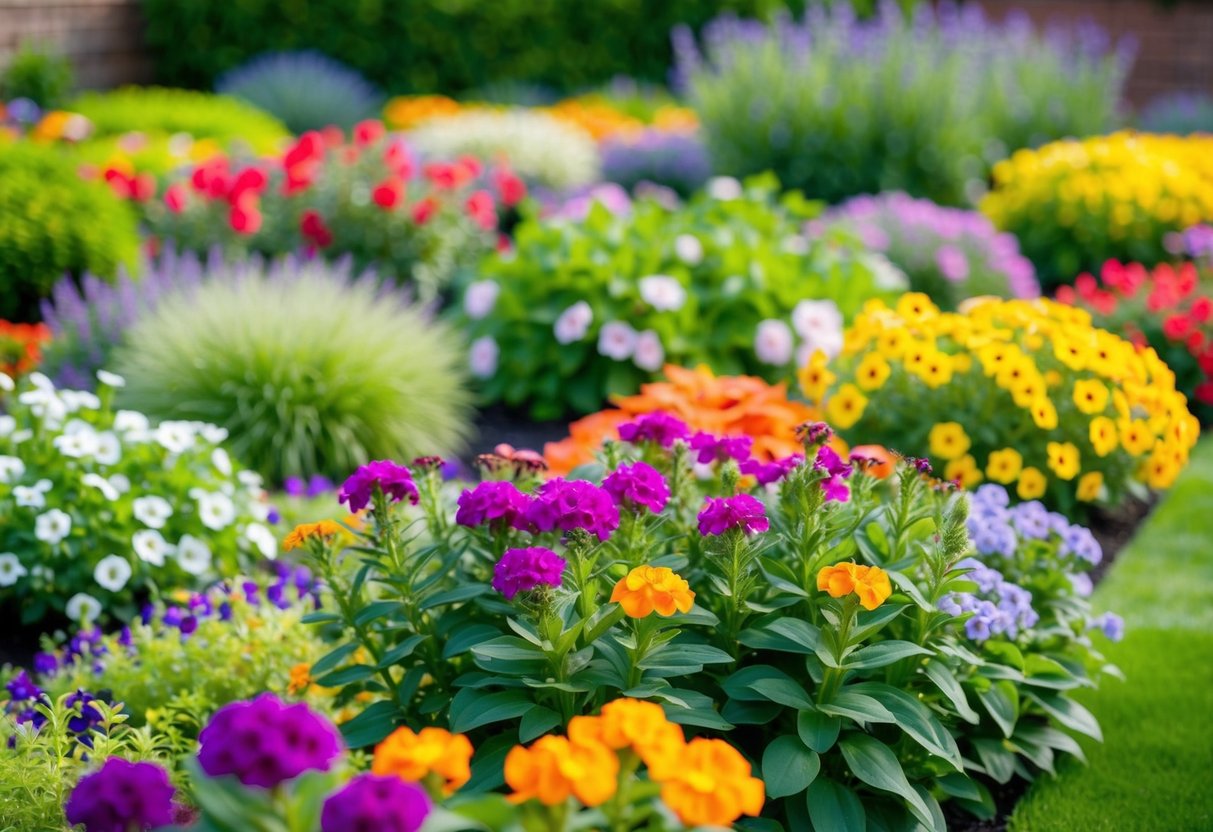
[523,478,620,541]
[66,689,105,736]
[603,462,670,514]
[6,670,40,701]
[64,757,176,832]
[600,129,712,197]
[321,773,431,832]
[740,455,803,486]
[820,474,850,503]
[616,412,689,448]
[33,651,58,676]
[455,481,531,529]
[1094,611,1125,642]
[689,432,752,464]
[492,546,567,599]
[338,460,419,512]
[939,557,1038,643]
[697,494,770,536]
[197,693,344,788]
[1061,524,1102,565]
[1010,501,1052,540]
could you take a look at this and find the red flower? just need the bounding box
[1163,313,1192,341]
[1191,296,1213,324]
[300,210,333,247]
[492,167,526,206]
[1187,330,1207,355]
[456,155,483,180]
[321,125,345,148]
[228,167,268,204]
[190,157,231,196]
[164,183,188,213]
[133,173,156,202]
[1195,380,1213,406]
[229,201,262,235]
[411,197,438,225]
[466,190,497,231]
[424,162,463,190]
[372,178,405,209]
[353,120,385,147]
[1055,285,1076,305]
[384,141,414,178]
[284,132,324,169]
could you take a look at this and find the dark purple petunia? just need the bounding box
[64,757,177,832]
[321,773,431,832]
[6,670,40,701]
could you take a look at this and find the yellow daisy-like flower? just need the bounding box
[944,454,983,488]
[1046,441,1081,481]
[985,448,1023,484]
[1089,416,1119,457]
[1030,397,1059,431]
[1017,467,1048,500]
[1072,379,1109,415]
[282,520,347,551]
[929,422,971,460]
[1119,419,1156,457]
[798,350,836,404]
[855,353,891,391]
[825,383,868,430]
[1076,471,1104,502]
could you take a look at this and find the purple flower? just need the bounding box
[284,476,307,497]
[689,432,753,464]
[1095,612,1125,642]
[814,445,853,478]
[492,547,567,600]
[697,494,770,536]
[1011,501,1052,540]
[64,757,176,832]
[1068,572,1094,597]
[455,481,530,529]
[740,455,803,485]
[936,245,970,282]
[197,693,344,788]
[523,479,620,541]
[66,690,104,735]
[1061,525,1102,565]
[33,651,59,676]
[338,460,419,513]
[307,474,335,497]
[321,773,431,832]
[617,412,689,448]
[821,474,850,503]
[6,670,40,701]
[603,462,670,514]
[796,421,834,447]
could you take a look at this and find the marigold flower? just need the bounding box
[1076,470,1104,502]
[610,566,695,618]
[816,561,893,610]
[1046,441,1081,481]
[928,422,971,460]
[282,520,346,551]
[1017,466,1048,499]
[287,662,312,695]
[985,448,1023,484]
[372,727,474,794]
[568,698,686,781]
[660,738,765,828]
[504,735,618,807]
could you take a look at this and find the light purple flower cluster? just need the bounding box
[603,462,670,514]
[968,485,1101,566]
[1091,611,1125,643]
[455,480,530,529]
[524,478,620,541]
[1165,224,1213,266]
[338,460,419,513]
[601,129,712,197]
[321,773,431,832]
[698,494,769,536]
[284,474,335,498]
[64,757,176,832]
[492,546,567,600]
[617,412,690,448]
[197,693,343,788]
[939,557,1039,642]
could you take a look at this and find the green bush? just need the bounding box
[0,42,73,108]
[0,143,139,322]
[114,256,473,484]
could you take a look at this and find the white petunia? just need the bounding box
[94,554,132,592]
[211,448,233,477]
[0,553,27,587]
[60,390,101,412]
[469,336,499,379]
[92,432,122,466]
[0,455,25,483]
[81,473,121,502]
[65,592,102,622]
[237,470,264,490]
[463,280,500,320]
[53,431,98,459]
[242,523,278,561]
[633,330,666,372]
[27,372,55,392]
[707,176,743,201]
[133,496,173,529]
[639,276,687,312]
[113,410,150,434]
[754,319,795,366]
[199,423,229,445]
[18,389,66,428]
[13,485,46,509]
[176,535,213,576]
[553,301,594,345]
[108,474,131,494]
[249,501,271,522]
[96,370,126,388]
[35,509,72,545]
[155,421,196,453]
[597,321,638,361]
[791,299,844,359]
[197,491,237,531]
[9,428,33,444]
[132,530,174,566]
[674,234,704,266]
[0,415,15,436]
[0,371,13,392]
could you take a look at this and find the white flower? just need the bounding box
[132,530,174,566]
[791,299,844,359]
[9,428,32,444]
[133,496,173,529]
[13,485,46,508]
[782,235,810,255]
[242,523,278,561]
[81,473,120,502]
[553,301,594,344]
[176,535,213,576]
[866,253,909,291]
[108,474,131,494]
[707,176,743,201]
[464,280,500,320]
[60,390,101,412]
[92,432,122,466]
[633,330,666,372]
[211,448,233,477]
[0,553,27,587]
[597,321,638,361]
[35,509,72,545]
[65,592,102,622]
[0,372,13,392]
[199,423,229,444]
[53,430,98,459]
[96,370,126,388]
[27,372,54,392]
[469,336,499,379]
[155,421,196,453]
[249,501,271,522]
[754,319,795,366]
[197,491,237,531]
[94,554,132,592]
[639,276,687,312]
[0,455,25,483]
[674,234,704,266]
[0,415,15,436]
[113,410,150,434]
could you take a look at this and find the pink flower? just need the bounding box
[617,413,689,448]
[455,481,530,529]
[697,494,769,536]
[338,460,419,512]
[492,547,566,599]
[523,479,619,541]
[603,462,670,514]
[741,454,803,485]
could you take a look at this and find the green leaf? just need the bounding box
[471,636,546,662]
[309,642,359,677]
[846,683,962,770]
[924,660,981,724]
[844,640,932,670]
[848,604,908,642]
[806,778,865,832]
[443,624,502,658]
[763,735,821,798]
[314,663,376,688]
[817,691,896,726]
[797,708,842,753]
[983,641,1025,672]
[972,737,1017,784]
[738,619,821,654]
[353,599,403,627]
[978,680,1020,739]
[722,665,814,709]
[448,689,534,733]
[935,772,983,802]
[519,705,562,743]
[378,634,426,669]
[838,733,935,829]
[1028,693,1103,741]
[420,583,491,610]
[339,701,400,748]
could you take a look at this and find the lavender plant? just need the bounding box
[600,129,712,197]
[1137,91,1213,135]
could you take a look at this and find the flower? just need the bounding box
[660,738,764,828]
[816,562,894,610]
[598,321,639,360]
[504,735,619,807]
[603,462,670,514]
[132,496,173,529]
[1095,611,1125,642]
[1017,467,1048,500]
[929,422,971,460]
[197,491,237,531]
[469,335,499,378]
[610,565,696,618]
[567,698,686,781]
[197,693,344,788]
[338,460,419,513]
[825,383,868,429]
[554,301,594,344]
[176,535,213,576]
[462,280,500,320]
[985,448,1023,484]
[492,547,567,599]
[0,552,28,586]
[6,670,40,701]
[282,520,347,551]
[64,757,176,832]
[372,726,474,794]
[1046,441,1081,481]
[1073,379,1110,414]
[639,275,687,311]
[1076,470,1105,502]
[633,329,665,372]
[94,555,132,593]
[35,508,72,545]
[944,455,984,488]
[455,481,530,529]
[523,478,620,541]
[321,774,431,832]
[617,412,689,447]
[707,176,743,200]
[674,233,704,265]
[741,454,804,486]
[755,319,794,365]
[65,592,102,622]
[697,494,769,536]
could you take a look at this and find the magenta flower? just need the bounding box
[741,454,804,485]
[523,478,620,541]
[338,460,419,512]
[815,445,853,478]
[197,693,343,788]
[321,774,431,832]
[603,462,670,514]
[821,474,851,503]
[689,432,753,464]
[698,494,770,536]
[455,481,530,529]
[617,412,689,448]
[492,546,567,599]
[64,758,176,832]
[796,421,834,447]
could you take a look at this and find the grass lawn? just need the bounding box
[1009,438,1213,831]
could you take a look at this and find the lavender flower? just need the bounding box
[455,481,530,529]
[321,773,431,832]
[5,670,40,701]
[523,479,620,541]
[603,462,670,514]
[616,412,690,448]
[64,757,176,832]
[1093,611,1125,642]
[338,460,419,513]
[492,547,567,599]
[698,494,770,536]
[942,557,1038,643]
[601,129,712,197]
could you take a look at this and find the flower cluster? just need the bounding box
[63,758,176,832]
[321,775,430,832]
[817,561,894,611]
[492,547,567,600]
[939,557,1039,642]
[610,566,696,618]
[338,459,420,513]
[371,726,473,794]
[0,320,50,378]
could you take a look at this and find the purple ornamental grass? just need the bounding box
[617,412,690,448]
[492,546,567,599]
[603,461,670,514]
[455,480,531,529]
[523,479,620,541]
[321,773,431,832]
[64,757,177,832]
[698,494,770,536]
[338,460,419,513]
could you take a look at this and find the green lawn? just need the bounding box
[1009,438,1213,832]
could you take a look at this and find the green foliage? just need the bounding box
[0,143,138,322]
[114,257,473,484]
[0,42,73,109]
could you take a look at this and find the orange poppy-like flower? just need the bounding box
[286,662,312,695]
[0,320,52,377]
[372,726,474,794]
[504,735,619,807]
[660,738,765,828]
[816,562,894,611]
[849,444,895,479]
[610,566,695,618]
[281,520,347,551]
[568,698,686,781]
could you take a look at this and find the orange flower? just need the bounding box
[816,562,893,610]
[372,726,474,794]
[610,566,695,618]
[660,738,765,828]
[568,698,686,781]
[0,320,51,378]
[286,662,312,695]
[504,735,619,807]
[281,520,347,551]
[850,444,895,479]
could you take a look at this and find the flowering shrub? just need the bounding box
[810,294,1200,514]
[458,175,898,419]
[814,192,1040,308]
[1058,259,1213,423]
[600,128,712,197]
[0,319,50,379]
[981,133,1213,290]
[0,371,274,623]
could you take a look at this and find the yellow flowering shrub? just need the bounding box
[981,132,1213,290]
[808,293,1200,512]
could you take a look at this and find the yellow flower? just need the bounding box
[895,292,938,321]
[944,455,983,488]
[1017,467,1047,500]
[1030,397,1059,430]
[985,448,1023,484]
[287,662,312,695]
[1119,419,1156,456]
[928,422,971,460]
[372,727,475,794]
[1143,448,1181,489]
[916,351,953,389]
[855,353,891,391]
[1089,416,1119,456]
[1046,441,1081,481]
[1072,379,1109,415]
[1052,335,1089,371]
[816,562,893,611]
[798,349,835,403]
[1076,471,1104,502]
[660,738,765,829]
[876,327,910,358]
[610,566,695,618]
[504,735,618,807]
[825,383,868,430]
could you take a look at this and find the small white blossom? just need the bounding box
[197,491,237,531]
[65,593,102,622]
[199,423,229,444]
[0,372,13,392]
[155,421,196,453]
[19,390,67,427]
[639,276,687,312]
[113,410,150,434]
[791,299,845,359]
[866,253,909,291]
[755,319,795,366]
[464,280,500,320]
[35,509,72,545]
[211,448,233,477]
[60,390,101,412]
[674,234,704,266]
[96,370,126,388]
[92,432,122,466]
[242,523,278,561]
[633,330,666,372]
[53,431,98,459]
[133,496,173,529]
[108,474,131,494]
[597,321,638,361]
[94,554,132,592]
[707,176,743,201]
[0,455,25,483]
[553,301,594,344]
[81,473,121,502]
[27,372,54,392]
[0,415,15,436]
[132,530,174,566]
[249,501,271,522]
[9,428,33,444]
[13,485,46,509]
[469,336,499,379]
[176,535,213,576]
[237,470,264,490]
[0,553,27,587]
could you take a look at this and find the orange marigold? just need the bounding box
[610,566,695,618]
[504,735,619,807]
[660,738,765,828]
[568,698,686,781]
[372,726,474,794]
[281,520,346,551]
[286,662,312,695]
[816,562,894,611]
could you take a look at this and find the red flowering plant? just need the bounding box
[1057,259,1213,422]
[0,320,50,379]
[129,119,525,301]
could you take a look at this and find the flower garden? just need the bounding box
[1,2,1212,830]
